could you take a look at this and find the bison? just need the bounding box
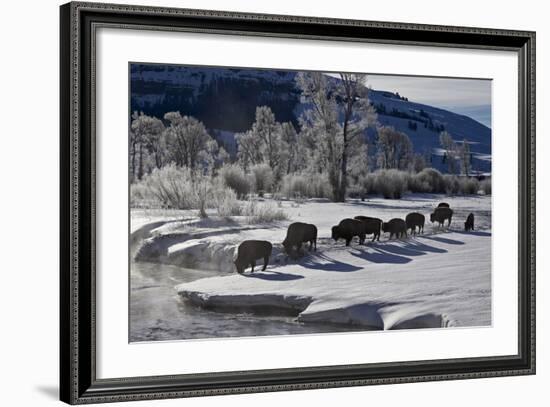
[405,212,425,235]
[234,240,272,274]
[282,222,317,255]
[354,216,382,242]
[437,202,450,208]
[464,213,475,231]
[430,207,453,227]
[331,218,366,246]
[382,218,407,239]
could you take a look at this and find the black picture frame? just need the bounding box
[60,1,536,404]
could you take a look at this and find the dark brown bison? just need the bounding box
[464,213,475,231]
[282,222,317,255]
[382,218,407,239]
[437,202,450,208]
[430,207,453,227]
[354,216,382,242]
[234,240,272,274]
[405,212,425,235]
[331,218,366,246]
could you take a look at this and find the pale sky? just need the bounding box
[327,73,492,127]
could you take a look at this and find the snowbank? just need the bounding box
[132,195,491,331]
[176,229,491,330]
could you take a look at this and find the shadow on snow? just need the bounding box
[421,235,465,245]
[452,230,492,237]
[350,247,412,264]
[242,271,304,281]
[300,253,363,272]
[281,230,458,271]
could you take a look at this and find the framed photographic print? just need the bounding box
[60,1,536,404]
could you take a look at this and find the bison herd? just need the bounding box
[234,202,476,274]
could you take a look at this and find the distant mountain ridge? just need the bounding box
[130,64,491,175]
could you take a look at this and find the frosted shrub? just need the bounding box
[346,183,365,199]
[135,165,237,217]
[281,173,332,199]
[408,173,431,193]
[142,164,196,209]
[410,168,445,193]
[281,174,308,198]
[244,200,288,224]
[219,164,251,199]
[374,169,408,199]
[309,173,333,199]
[459,177,480,195]
[251,164,274,197]
[361,173,377,195]
[193,175,213,218]
[480,178,492,195]
[130,182,160,208]
[443,175,460,195]
[213,187,242,217]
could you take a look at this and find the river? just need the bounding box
[130,261,365,342]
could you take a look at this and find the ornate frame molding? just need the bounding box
[60,2,535,404]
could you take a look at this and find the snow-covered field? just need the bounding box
[131,194,491,339]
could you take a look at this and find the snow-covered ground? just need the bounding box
[131,194,491,338]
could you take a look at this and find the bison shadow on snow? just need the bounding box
[376,240,447,257]
[453,230,492,237]
[350,248,411,264]
[421,235,465,245]
[241,270,304,281]
[300,253,363,272]
[350,239,446,264]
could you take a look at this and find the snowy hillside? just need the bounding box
[130,63,492,174]
[367,90,491,174]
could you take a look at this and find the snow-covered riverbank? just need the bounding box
[176,229,491,330]
[131,194,491,337]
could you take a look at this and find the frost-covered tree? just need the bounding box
[296,72,377,202]
[295,72,341,197]
[235,129,263,169]
[216,146,230,167]
[163,112,214,172]
[235,106,287,179]
[253,106,283,170]
[129,128,137,182]
[461,138,471,176]
[376,126,413,170]
[348,143,370,181]
[412,153,427,173]
[439,131,458,174]
[198,139,228,174]
[279,122,300,175]
[146,127,167,170]
[130,112,165,180]
[335,73,378,200]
